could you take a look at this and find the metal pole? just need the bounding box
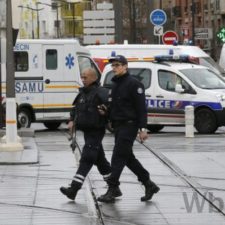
[56,5,59,38]
[36,3,40,39]
[0,37,3,129]
[6,0,15,98]
[1,0,23,150]
[31,9,34,39]
[192,0,195,45]
[72,3,75,38]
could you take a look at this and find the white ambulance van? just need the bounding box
[1,39,100,129]
[101,55,225,134]
[86,44,224,75]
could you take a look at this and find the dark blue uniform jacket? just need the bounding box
[109,72,147,129]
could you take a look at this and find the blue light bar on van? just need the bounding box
[169,49,174,55]
[111,51,116,57]
[154,54,190,63]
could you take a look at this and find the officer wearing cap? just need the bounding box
[60,68,122,201]
[97,55,160,203]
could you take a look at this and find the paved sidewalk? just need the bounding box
[87,133,225,225]
[0,126,225,224]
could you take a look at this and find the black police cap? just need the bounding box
[109,55,128,65]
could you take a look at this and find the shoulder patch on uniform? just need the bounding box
[137,87,144,94]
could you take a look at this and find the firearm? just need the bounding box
[68,125,78,152]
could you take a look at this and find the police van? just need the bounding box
[86,43,224,75]
[101,55,225,134]
[1,39,100,129]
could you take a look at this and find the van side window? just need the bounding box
[129,68,151,89]
[46,49,57,70]
[78,56,101,79]
[103,68,151,89]
[158,70,190,92]
[14,52,29,72]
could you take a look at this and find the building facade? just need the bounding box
[18,0,91,40]
[18,0,225,59]
[171,0,225,61]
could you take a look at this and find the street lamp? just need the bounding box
[37,2,62,38]
[18,5,43,39]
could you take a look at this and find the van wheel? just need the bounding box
[195,109,217,134]
[147,125,164,133]
[18,108,31,128]
[44,122,61,130]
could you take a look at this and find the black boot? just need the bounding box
[60,181,81,200]
[97,186,122,203]
[141,180,160,202]
[113,186,122,197]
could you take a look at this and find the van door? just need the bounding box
[152,69,195,125]
[42,45,66,119]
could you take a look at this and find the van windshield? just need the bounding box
[199,57,225,76]
[103,68,151,89]
[180,68,225,89]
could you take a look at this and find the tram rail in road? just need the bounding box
[140,140,225,217]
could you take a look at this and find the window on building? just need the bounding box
[46,49,57,70]
[14,51,29,72]
[215,0,220,10]
[42,20,47,33]
[52,2,57,10]
[25,22,28,31]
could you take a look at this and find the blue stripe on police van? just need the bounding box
[146,99,222,110]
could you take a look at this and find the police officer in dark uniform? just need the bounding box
[97,55,160,203]
[60,67,122,201]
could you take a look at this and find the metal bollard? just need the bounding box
[185,105,194,137]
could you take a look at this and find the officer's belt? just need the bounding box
[112,120,136,128]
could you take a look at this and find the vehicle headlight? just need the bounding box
[216,94,225,101]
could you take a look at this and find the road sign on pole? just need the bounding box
[83,2,115,44]
[154,25,163,36]
[195,28,212,40]
[162,31,178,45]
[150,9,167,26]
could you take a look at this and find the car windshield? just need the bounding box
[199,57,225,76]
[180,68,225,89]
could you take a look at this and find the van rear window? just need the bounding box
[46,49,57,70]
[103,68,151,89]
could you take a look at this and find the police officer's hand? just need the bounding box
[68,121,74,133]
[97,104,107,115]
[138,130,149,143]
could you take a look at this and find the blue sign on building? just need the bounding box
[150,9,167,26]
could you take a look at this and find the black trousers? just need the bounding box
[76,129,111,179]
[107,123,150,187]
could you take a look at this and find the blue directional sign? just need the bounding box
[150,9,167,26]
